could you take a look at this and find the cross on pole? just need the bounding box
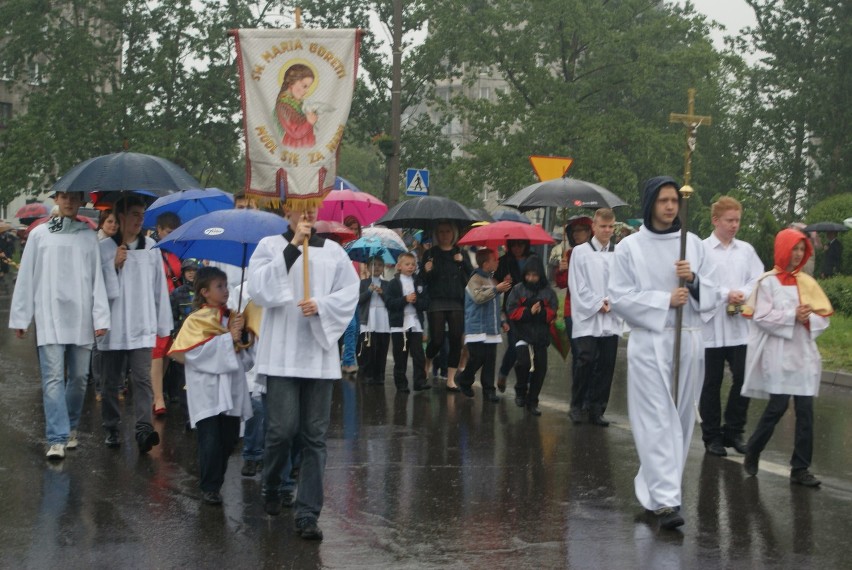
[669,88,712,186]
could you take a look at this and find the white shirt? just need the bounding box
[361,277,390,333]
[702,233,764,347]
[390,274,423,333]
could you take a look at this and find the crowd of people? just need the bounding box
[5,177,836,537]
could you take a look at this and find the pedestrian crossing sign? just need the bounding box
[405,168,429,196]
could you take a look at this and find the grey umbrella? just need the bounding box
[803,221,848,233]
[501,177,627,212]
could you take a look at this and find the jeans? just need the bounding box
[700,345,750,443]
[242,394,265,461]
[263,377,334,521]
[341,313,359,367]
[37,344,91,444]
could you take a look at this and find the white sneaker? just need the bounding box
[46,443,66,460]
[66,430,79,450]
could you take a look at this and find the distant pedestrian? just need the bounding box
[9,190,110,459]
[386,252,431,393]
[820,230,842,278]
[357,257,391,384]
[494,239,529,393]
[741,228,833,487]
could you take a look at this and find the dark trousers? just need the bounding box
[514,344,548,406]
[357,332,390,383]
[746,394,814,472]
[101,348,154,439]
[700,345,750,442]
[458,342,497,393]
[392,331,427,389]
[426,310,464,368]
[571,335,619,416]
[196,414,240,493]
[498,330,517,378]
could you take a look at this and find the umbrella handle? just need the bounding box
[303,236,310,302]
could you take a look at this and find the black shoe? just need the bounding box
[137,430,160,454]
[397,386,411,394]
[723,434,748,454]
[413,382,431,392]
[446,384,461,393]
[459,384,474,398]
[241,460,259,477]
[527,405,542,416]
[295,518,323,541]
[655,506,684,530]
[104,430,121,448]
[281,490,294,508]
[202,491,223,505]
[264,495,282,516]
[705,441,727,457]
[514,396,526,408]
[743,451,759,476]
[589,415,610,427]
[790,470,821,487]
[485,393,500,403]
[568,409,585,424]
[496,375,507,393]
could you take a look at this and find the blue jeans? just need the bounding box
[263,377,334,521]
[37,344,91,444]
[242,394,265,461]
[341,313,359,367]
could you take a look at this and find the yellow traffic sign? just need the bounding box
[529,156,573,182]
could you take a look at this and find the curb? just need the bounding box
[822,370,852,389]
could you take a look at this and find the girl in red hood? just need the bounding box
[740,228,833,486]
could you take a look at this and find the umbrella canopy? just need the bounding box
[155,209,288,268]
[25,215,97,237]
[142,188,234,229]
[317,189,387,226]
[362,226,408,250]
[803,221,849,233]
[345,235,406,264]
[491,208,532,224]
[0,221,14,233]
[333,176,362,192]
[15,202,49,220]
[469,208,495,223]
[502,177,627,212]
[51,152,201,206]
[375,196,481,229]
[457,221,555,249]
[314,220,356,243]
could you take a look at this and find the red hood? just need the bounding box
[774,228,813,275]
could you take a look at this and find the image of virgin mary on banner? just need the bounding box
[233,28,361,209]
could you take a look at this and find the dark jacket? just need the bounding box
[505,256,557,347]
[495,239,531,311]
[385,273,429,329]
[357,277,390,325]
[170,283,195,332]
[420,246,473,308]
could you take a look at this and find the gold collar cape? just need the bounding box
[742,270,833,318]
[169,303,262,362]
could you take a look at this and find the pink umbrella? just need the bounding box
[318,189,387,226]
[15,202,49,220]
[25,215,97,237]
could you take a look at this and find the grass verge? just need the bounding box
[818,313,852,373]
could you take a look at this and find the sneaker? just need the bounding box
[485,393,500,403]
[790,470,821,487]
[281,490,294,508]
[46,443,66,460]
[295,517,323,541]
[705,441,727,457]
[654,506,684,530]
[568,409,586,424]
[514,396,526,408]
[743,451,759,477]
[241,459,260,477]
[202,491,223,505]
[264,494,282,516]
[589,415,611,427]
[105,430,121,448]
[66,430,79,450]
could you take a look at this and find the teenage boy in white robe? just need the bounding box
[608,176,718,531]
[98,195,173,453]
[10,190,110,460]
[568,208,623,427]
[700,196,763,457]
[247,204,359,541]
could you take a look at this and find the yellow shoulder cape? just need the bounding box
[168,303,263,362]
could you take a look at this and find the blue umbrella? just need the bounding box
[345,236,406,264]
[143,188,234,229]
[333,176,361,192]
[155,209,288,268]
[491,208,532,224]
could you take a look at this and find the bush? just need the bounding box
[820,275,852,317]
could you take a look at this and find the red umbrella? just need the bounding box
[15,202,49,220]
[314,220,356,243]
[25,215,97,237]
[457,221,555,249]
[317,189,387,226]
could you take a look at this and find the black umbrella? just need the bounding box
[803,221,848,233]
[375,196,481,229]
[51,152,201,207]
[469,208,495,223]
[501,177,627,212]
[491,208,532,224]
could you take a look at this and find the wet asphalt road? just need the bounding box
[2,289,852,569]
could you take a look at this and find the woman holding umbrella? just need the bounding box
[421,221,474,391]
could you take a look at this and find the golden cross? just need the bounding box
[669,88,712,186]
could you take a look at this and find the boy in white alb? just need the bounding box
[10,190,110,459]
[357,257,391,384]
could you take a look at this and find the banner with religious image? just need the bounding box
[233,28,361,208]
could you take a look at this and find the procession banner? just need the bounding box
[232,28,361,209]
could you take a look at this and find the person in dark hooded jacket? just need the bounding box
[505,255,558,416]
[495,239,531,392]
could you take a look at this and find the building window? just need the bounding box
[0,102,11,128]
[28,62,41,85]
[479,86,490,100]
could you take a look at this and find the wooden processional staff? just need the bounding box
[668,88,711,406]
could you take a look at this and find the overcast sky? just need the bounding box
[680,0,758,48]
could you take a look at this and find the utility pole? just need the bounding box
[387,0,403,206]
